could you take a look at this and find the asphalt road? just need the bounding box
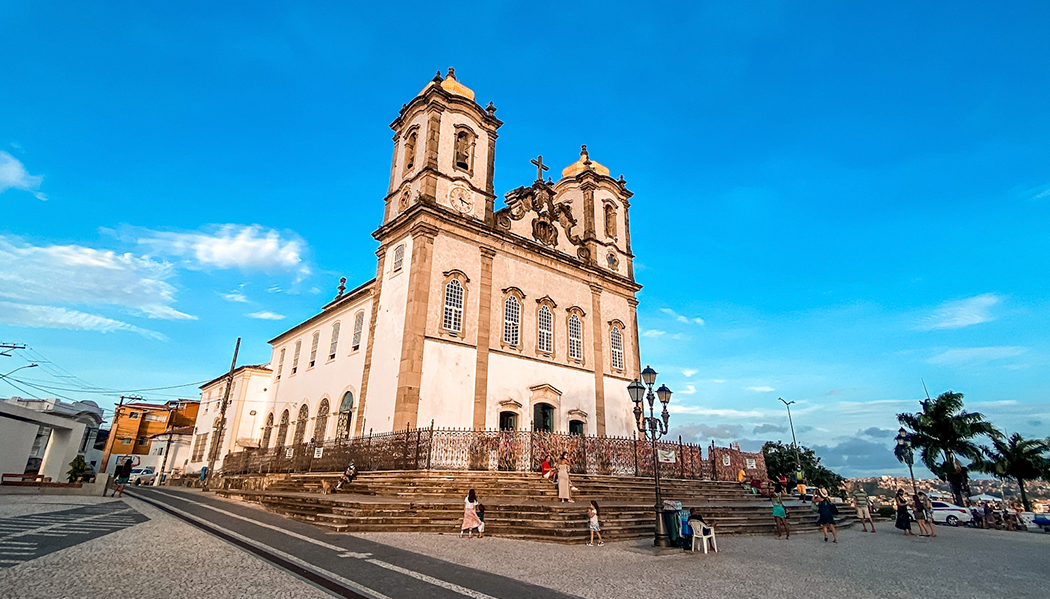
[127,487,575,599]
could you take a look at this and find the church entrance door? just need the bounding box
[533,403,554,433]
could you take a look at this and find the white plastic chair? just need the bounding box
[690,521,717,554]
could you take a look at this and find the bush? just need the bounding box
[877,506,896,519]
[67,455,89,483]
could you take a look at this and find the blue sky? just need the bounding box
[2,2,1048,477]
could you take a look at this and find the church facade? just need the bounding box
[238,70,644,453]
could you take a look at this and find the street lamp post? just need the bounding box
[777,397,802,482]
[628,365,673,548]
[0,363,39,381]
[895,427,919,499]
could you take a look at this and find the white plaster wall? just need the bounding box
[268,295,373,444]
[0,416,38,477]
[485,352,597,434]
[417,340,477,429]
[362,238,413,433]
[602,375,637,438]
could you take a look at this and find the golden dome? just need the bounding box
[418,68,475,101]
[561,145,610,178]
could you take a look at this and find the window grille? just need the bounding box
[260,413,273,449]
[611,327,625,370]
[292,404,309,446]
[329,322,340,360]
[568,314,583,360]
[315,399,330,443]
[277,348,285,379]
[292,341,301,374]
[503,296,520,346]
[538,306,553,353]
[443,280,464,333]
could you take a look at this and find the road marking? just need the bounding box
[135,490,501,599]
[338,552,373,558]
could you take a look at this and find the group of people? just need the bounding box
[540,452,579,503]
[893,489,938,537]
[459,486,605,547]
[770,483,845,542]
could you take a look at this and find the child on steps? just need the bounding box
[587,501,604,547]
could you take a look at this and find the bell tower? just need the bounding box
[384,68,502,225]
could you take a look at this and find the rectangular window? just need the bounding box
[443,280,464,334]
[309,331,319,367]
[503,297,520,346]
[393,244,405,273]
[352,312,364,351]
[568,314,583,361]
[120,437,132,445]
[329,322,340,360]
[127,412,140,420]
[145,413,166,422]
[611,328,625,370]
[277,348,285,380]
[292,340,301,374]
[138,436,148,445]
[537,306,553,353]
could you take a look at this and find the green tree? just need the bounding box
[761,441,845,496]
[972,433,1049,512]
[66,455,89,483]
[896,390,999,505]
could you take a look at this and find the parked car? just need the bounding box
[929,501,973,526]
[129,467,156,485]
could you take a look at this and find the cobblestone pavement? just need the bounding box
[358,525,1050,599]
[0,501,149,567]
[0,495,333,599]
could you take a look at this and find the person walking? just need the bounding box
[772,482,790,540]
[913,493,931,536]
[894,489,915,536]
[852,486,875,533]
[557,452,574,503]
[460,489,483,538]
[919,492,937,537]
[816,488,837,543]
[114,458,133,498]
[796,470,807,503]
[587,501,604,546]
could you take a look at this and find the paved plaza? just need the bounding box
[0,491,1047,599]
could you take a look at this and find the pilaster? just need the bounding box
[471,246,497,429]
[392,222,440,429]
[589,282,607,436]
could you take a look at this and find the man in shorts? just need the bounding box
[852,487,875,532]
[796,471,807,503]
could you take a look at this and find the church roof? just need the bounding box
[418,68,475,101]
[561,145,610,178]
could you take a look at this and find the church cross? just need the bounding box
[531,156,549,181]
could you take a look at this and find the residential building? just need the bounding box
[100,399,199,472]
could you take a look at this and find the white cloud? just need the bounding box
[916,293,1001,330]
[660,307,705,326]
[667,405,772,419]
[681,369,698,377]
[642,329,666,338]
[678,384,697,395]
[0,301,165,340]
[0,235,195,322]
[134,225,308,276]
[246,311,285,320]
[745,385,776,392]
[222,291,249,303]
[927,346,1025,365]
[0,151,47,201]
[708,379,727,384]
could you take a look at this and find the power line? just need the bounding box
[9,376,211,395]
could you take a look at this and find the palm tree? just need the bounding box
[896,391,999,505]
[972,433,1048,511]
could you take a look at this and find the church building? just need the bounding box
[228,70,644,456]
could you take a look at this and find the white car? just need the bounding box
[929,501,972,526]
[129,467,156,485]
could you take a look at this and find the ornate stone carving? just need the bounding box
[500,179,584,250]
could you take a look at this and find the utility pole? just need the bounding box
[206,338,240,487]
[0,342,27,357]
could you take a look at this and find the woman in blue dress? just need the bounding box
[816,488,837,543]
[771,482,790,539]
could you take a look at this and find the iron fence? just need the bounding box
[220,426,714,480]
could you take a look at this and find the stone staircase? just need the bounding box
[212,470,854,543]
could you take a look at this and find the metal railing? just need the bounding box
[220,426,715,480]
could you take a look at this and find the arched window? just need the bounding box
[568,314,583,361]
[454,129,474,171]
[315,399,330,443]
[261,412,274,449]
[403,130,418,173]
[309,331,320,367]
[610,327,625,371]
[537,306,553,354]
[393,244,405,273]
[275,409,290,448]
[335,391,354,439]
[351,312,365,351]
[276,348,285,380]
[604,203,618,238]
[329,322,340,360]
[292,340,301,375]
[443,279,464,334]
[293,404,309,446]
[503,296,520,347]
